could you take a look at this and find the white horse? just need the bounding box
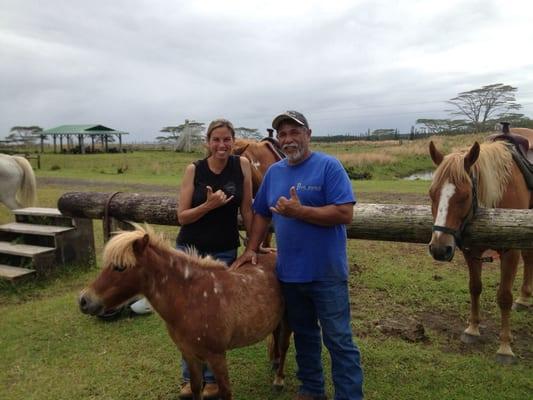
[0,154,37,210]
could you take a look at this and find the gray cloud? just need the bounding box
[1,0,533,140]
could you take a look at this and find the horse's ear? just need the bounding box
[464,142,480,171]
[133,234,149,255]
[429,141,443,165]
[233,144,249,156]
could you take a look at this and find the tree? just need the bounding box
[6,126,44,145]
[416,118,470,134]
[158,120,205,152]
[234,126,263,140]
[446,83,521,132]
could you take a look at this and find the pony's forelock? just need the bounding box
[102,224,226,270]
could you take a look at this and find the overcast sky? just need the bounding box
[2,0,533,140]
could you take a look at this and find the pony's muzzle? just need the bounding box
[78,290,104,315]
[429,243,455,262]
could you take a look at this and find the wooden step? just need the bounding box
[0,264,36,281]
[0,223,74,236]
[12,207,64,217]
[0,241,55,257]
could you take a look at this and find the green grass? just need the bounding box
[1,138,532,399]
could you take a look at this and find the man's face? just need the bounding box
[276,121,311,164]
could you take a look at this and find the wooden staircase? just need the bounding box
[0,207,95,281]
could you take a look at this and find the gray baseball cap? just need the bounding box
[272,110,309,130]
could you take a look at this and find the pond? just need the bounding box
[403,171,433,181]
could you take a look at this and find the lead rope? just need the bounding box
[103,191,122,242]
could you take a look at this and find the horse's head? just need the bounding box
[428,141,480,261]
[79,230,151,316]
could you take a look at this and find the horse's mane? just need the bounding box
[431,141,513,207]
[102,224,226,270]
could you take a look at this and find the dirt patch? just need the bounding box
[38,177,177,195]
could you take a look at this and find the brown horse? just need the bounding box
[233,139,284,195]
[428,140,532,364]
[79,226,290,399]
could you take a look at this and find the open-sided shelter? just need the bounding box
[42,125,129,153]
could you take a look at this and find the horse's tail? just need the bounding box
[12,156,37,207]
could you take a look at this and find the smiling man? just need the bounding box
[232,111,364,400]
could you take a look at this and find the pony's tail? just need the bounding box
[12,156,37,207]
[267,333,276,362]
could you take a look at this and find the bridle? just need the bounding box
[431,174,478,250]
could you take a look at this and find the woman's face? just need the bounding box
[207,126,234,160]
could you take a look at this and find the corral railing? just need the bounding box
[57,192,533,249]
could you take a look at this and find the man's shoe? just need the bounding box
[202,382,220,399]
[294,393,328,400]
[178,382,193,399]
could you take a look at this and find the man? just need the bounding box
[232,111,364,400]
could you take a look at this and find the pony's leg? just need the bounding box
[496,249,520,364]
[207,354,232,400]
[184,356,204,400]
[273,319,291,389]
[514,250,533,310]
[461,253,483,343]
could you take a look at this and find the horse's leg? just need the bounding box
[272,319,291,389]
[460,252,483,343]
[184,356,204,400]
[496,249,520,364]
[206,353,232,400]
[514,250,533,310]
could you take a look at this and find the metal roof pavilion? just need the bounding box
[42,124,129,153]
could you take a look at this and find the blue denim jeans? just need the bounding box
[281,280,364,400]
[176,245,237,384]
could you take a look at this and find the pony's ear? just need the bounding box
[464,142,480,171]
[233,144,249,156]
[133,234,149,255]
[429,141,443,165]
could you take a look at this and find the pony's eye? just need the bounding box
[112,265,126,272]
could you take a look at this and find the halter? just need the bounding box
[432,174,478,250]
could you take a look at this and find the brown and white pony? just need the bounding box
[79,226,290,399]
[428,140,532,363]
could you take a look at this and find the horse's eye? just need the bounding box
[112,265,126,272]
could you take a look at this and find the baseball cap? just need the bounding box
[272,111,309,130]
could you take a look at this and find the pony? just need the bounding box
[0,154,37,209]
[428,140,532,364]
[79,225,290,400]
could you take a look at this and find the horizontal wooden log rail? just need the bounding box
[57,192,533,249]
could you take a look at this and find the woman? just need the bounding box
[176,118,253,399]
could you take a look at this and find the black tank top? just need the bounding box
[177,155,243,253]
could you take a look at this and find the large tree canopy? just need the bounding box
[446,83,521,132]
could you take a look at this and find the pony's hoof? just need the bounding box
[512,302,530,312]
[460,332,480,344]
[273,383,284,392]
[495,353,517,365]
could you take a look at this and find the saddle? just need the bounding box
[261,137,286,159]
[490,123,533,190]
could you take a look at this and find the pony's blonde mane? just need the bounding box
[431,141,513,207]
[102,224,226,269]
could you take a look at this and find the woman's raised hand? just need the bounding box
[205,186,234,210]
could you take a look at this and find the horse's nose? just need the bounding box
[429,244,455,262]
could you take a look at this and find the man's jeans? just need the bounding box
[281,280,364,400]
[176,245,237,384]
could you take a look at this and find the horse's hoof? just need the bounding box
[512,302,530,312]
[495,353,517,365]
[460,332,480,344]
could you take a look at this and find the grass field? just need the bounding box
[1,137,532,400]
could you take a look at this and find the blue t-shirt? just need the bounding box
[253,152,356,282]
